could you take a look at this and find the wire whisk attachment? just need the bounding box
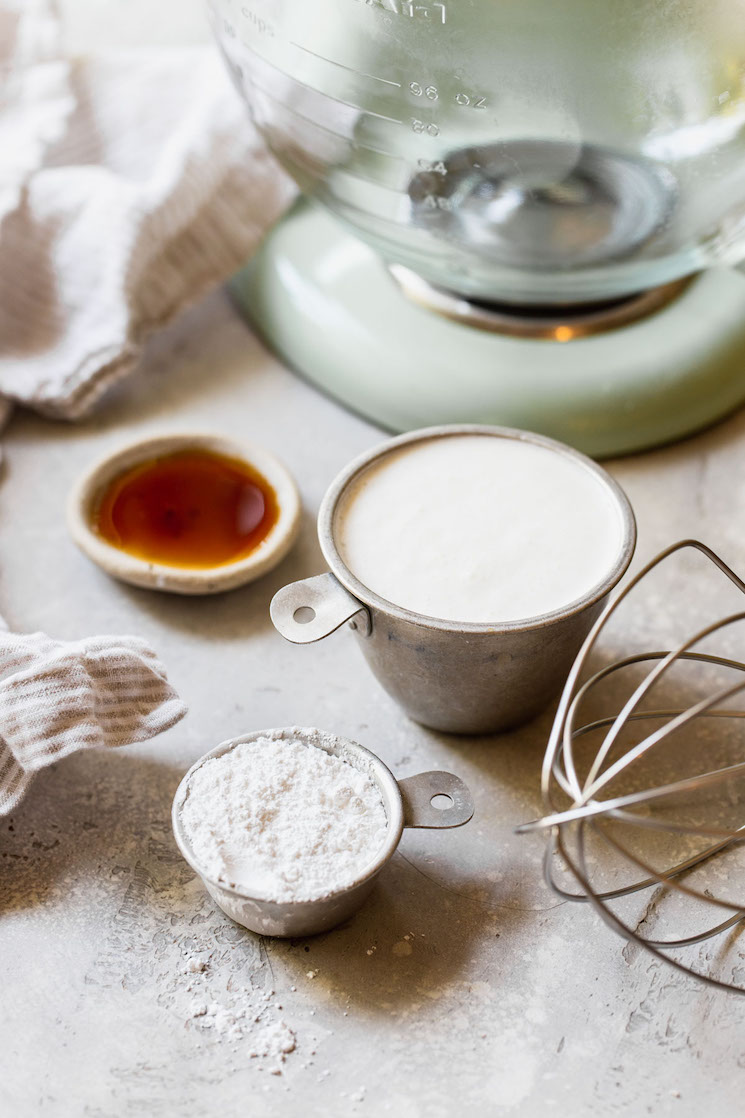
[517,540,745,993]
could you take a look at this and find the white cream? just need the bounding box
[335,434,625,624]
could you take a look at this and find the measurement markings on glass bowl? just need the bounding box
[407,81,487,109]
[365,108,405,124]
[237,7,275,37]
[290,42,402,87]
[250,74,404,126]
[417,158,447,174]
[350,0,448,26]
[353,141,408,159]
[412,118,440,136]
[284,142,407,192]
[417,194,455,211]
[249,83,407,160]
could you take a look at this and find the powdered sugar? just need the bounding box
[180,732,388,902]
[190,998,295,1062]
[184,956,298,1074]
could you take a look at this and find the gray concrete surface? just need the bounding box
[10,4,745,1111]
[3,287,745,1115]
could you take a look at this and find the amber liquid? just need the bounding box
[95,450,280,568]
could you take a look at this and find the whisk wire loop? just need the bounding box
[526,539,745,991]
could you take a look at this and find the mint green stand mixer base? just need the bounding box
[231,204,745,458]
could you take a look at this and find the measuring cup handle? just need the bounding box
[398,771,474,829]
[270,572,371,644]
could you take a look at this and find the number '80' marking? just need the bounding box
[412,119,440,136]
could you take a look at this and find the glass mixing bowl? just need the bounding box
[211,0,745,306]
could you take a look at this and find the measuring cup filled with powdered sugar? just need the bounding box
[172,727,473,937]
[271,426,636,734]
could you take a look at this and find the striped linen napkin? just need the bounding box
[0,0,295,421]
[0,630,186,814]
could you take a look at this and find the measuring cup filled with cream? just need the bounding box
[271,426,636,733]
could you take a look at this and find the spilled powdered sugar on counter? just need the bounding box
[184,950,297,1074]
[180,729,388,901]
[0,751,313,1092]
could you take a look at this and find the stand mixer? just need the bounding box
[213,0,745,455]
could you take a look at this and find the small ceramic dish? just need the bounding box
[67,432,301,595]
[172,726,475,937]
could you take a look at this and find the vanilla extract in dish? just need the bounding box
[94,449,279,568]
[335,434,625,624]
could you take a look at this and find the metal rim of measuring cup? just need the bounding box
[317,424,637,636]
[171,727,472,908]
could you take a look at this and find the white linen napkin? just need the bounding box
[0,0,296,420]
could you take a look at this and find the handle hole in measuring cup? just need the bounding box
[430,794,454,811]
[293,606,316,624]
